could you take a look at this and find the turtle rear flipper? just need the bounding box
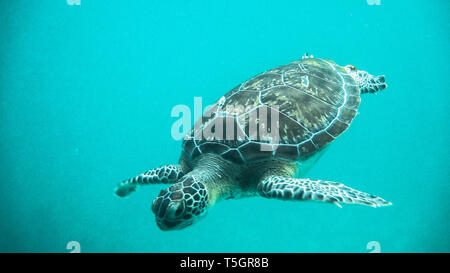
[115,164,185,197]
[345,65,387,94]
[257,176,392,207]
[359,73,387,94]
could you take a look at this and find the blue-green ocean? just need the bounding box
[0,0,448,253]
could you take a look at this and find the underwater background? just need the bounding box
[0,0,448,253]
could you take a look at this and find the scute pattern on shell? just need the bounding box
[182,58,361,163]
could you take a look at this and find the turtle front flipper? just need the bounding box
[257,176,391,208]
[115,165,185,197]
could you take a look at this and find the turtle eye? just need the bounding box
[151,197,163,214]
[346,65,357,71]
[175,203,185,217]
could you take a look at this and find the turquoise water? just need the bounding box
[0,0,448,253]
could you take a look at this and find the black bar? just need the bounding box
[0,253,447,272]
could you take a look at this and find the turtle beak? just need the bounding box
[151,191,195,231]
[156,218,193,231]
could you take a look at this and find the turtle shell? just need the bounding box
[182,58,361,164]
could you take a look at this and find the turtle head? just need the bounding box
[151,176,209,231]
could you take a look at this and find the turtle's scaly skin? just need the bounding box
[115,57,390,231]
[183,58,361,163]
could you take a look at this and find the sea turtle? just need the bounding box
[115,55,391,231]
